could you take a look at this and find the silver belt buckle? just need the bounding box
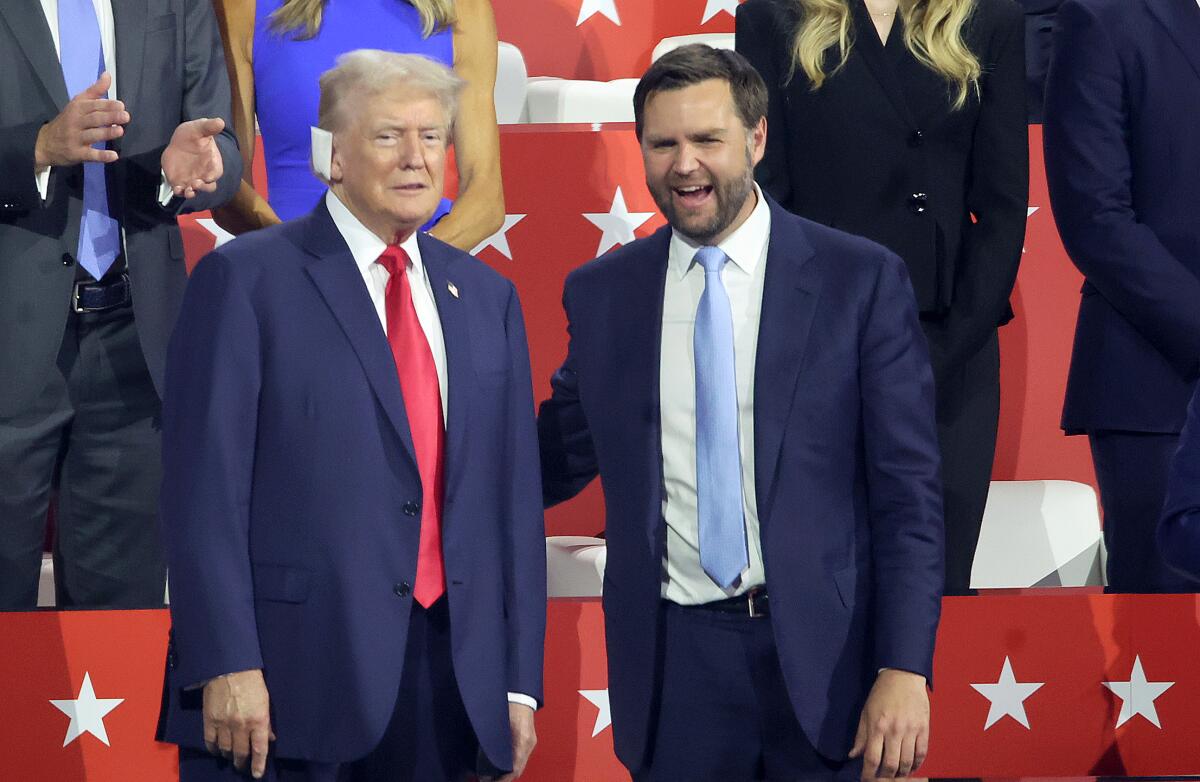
[747,588,761,618]
[71,280,90,314]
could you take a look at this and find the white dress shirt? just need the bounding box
[35,0,172,205]
[660,185,771,605]
[326,191,536,711]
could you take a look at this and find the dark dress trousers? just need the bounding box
[0,0,242,608]
[538,199,943,777]
[157,201,546,778]
[1159,384,1200,582]
[737,0,1028,595]
[1044,0,1200,592]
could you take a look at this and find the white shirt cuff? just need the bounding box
[507,692,538,711]
[36,167,50,201]
[158,170,174,206]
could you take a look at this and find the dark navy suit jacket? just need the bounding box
[1044,0,1200,434]
[158,201,546,768]
[1159,385,1200,578]
[537,199,944,770]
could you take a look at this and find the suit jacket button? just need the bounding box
[908,193,929,214]
[908,129,925,147]
[403,501,420,517]
[394,582,411,597]
[61,252,75,266]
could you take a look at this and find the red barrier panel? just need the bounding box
[6,596,1200,779]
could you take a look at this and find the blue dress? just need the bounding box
[253,0,454,224]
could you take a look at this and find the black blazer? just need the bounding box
[736,0,1028,374]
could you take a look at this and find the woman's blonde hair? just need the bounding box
[789,0,980,109]
[270,0,455,40]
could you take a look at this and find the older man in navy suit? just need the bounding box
[1044,0,1200,593]
[158,51,545,781]
[538,46,943,782]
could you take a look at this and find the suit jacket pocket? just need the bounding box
[252,563,312,603]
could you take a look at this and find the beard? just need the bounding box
[647,148,756,245]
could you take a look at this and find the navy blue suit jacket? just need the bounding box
[1044,0,1200,433]
[158,201,546,768]
[537,200,944,769]
[1159,384,1200,579]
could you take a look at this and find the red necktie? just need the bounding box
[378,245,446,608]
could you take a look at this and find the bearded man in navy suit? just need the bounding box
[538,45,944,782]
[158,51,545,782]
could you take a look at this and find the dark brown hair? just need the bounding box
[633,44,768,140]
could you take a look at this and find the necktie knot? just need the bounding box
[377,245,410,278]
[694,246,728,275]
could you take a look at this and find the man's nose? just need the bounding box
[398,134,425,169]
[672,144,700,176]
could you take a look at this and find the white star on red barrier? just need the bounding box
[49,672,125,747]
[577,0,620,26]
[471,214,527,260]
[579,688,612,737]
[1104,656,1174,729]
[970,656,1045,729]
[701,0,740,23]
[583,187,655,256]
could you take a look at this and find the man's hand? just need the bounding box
[162,117,226,200]
[34,73,127,168]
[849,668,929,780]
[202,668,274,779]
[484,703,537,781]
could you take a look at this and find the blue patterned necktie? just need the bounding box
[693,246,748,588]
[58,0,121,280]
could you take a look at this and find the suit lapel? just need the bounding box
[417,233,471,499]
[625,228,671,551]
[0,0,68,110]
[301,202,420,474]
[1145,0,1200,85]
[847,0,918,131]
[753,201,822,524]
[110,0,148,112]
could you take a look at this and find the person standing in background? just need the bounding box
[736,0,1028,596]
[1016,0,1060,123]
[1044,0,1200,593]
[0,0,242,609]
[211,0,504,251]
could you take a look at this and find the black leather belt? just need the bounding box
[73,272,132,313]
[686,587,769,617]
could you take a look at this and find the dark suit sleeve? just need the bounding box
[928,1,1028,372]
[124,0,242,217]
[1158,385,1200,580]
[501,282,548,704]
[736,0,794,205]
[160,251,263,688]
[860,252,944,682]
[0,120,50,212]
[1044,0,1200,378]
[537,276,600,508]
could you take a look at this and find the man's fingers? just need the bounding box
[79,72,112,100]
[878,725,902,778]
[84,147,119,164]
[895,731,917,777]
[203,718,218,755]
[197,117,226,137]
[81,124,124,145]
[861,728,885,781]
[215,724,234,757]
[231,724,252,770]
[848,715,868,758]
[249,723,271,778]
[77,100,126,121]
[913,725,929,771]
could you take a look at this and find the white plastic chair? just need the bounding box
[522,78,638,124]
[546,536,607,597]
[495,42,528,124]
[971,480,1106,588]
[651,33,736,62]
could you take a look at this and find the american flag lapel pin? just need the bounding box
[447,281,460,298]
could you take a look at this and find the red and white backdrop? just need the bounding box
[2,1,1151,778]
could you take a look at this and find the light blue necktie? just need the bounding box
[693,246,748,589]
[59,0,121,280]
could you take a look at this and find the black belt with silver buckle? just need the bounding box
[73,272,132,314]
[688,587,769,617]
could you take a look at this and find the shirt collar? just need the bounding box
[325,190,425,278]
[668,183,771,280]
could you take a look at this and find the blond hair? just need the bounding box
[270,0,454,40]
[789,0,980,109]
[317,49,465,133]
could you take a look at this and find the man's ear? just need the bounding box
[750,116,767,167]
